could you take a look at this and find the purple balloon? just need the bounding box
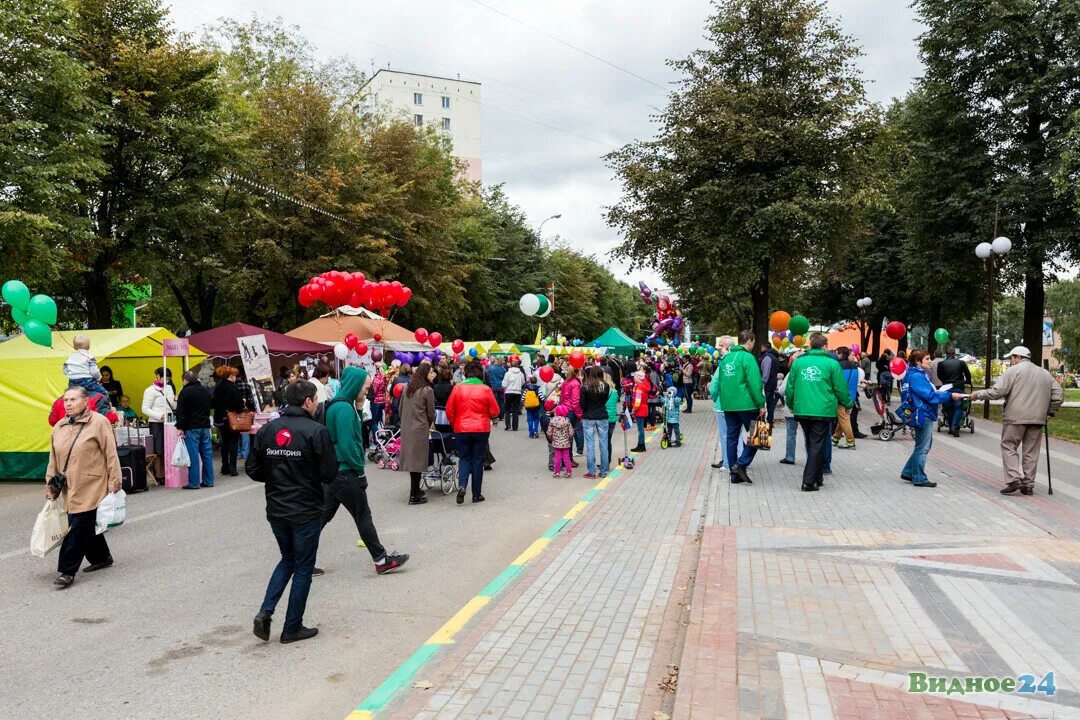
[371,348,383,362]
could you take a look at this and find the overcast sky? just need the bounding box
[168,0,925,289]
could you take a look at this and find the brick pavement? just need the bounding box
[365,410,1080,720]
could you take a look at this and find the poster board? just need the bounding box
[238,334,275,409]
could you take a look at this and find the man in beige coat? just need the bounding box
[45,386,122,587]
[969,347,1064,496]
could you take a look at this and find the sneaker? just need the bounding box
[53,573,74,588]
[84,556,114,572]
[912,482,938,488]
[564,471,572,478]
[711,461,725,469]
[253,611,272,641]
[280,626,318,644]
[375,553,409,575]
[553,472,560,478]
[456,488,466,504]
[312,567,325,577]
[584,473,597,479]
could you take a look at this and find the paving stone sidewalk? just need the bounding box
[375,411,1080,720]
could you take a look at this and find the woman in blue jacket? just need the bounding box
[901,350,964,488]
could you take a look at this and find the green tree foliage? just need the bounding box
[606,0,879,345]
[1046,281,1080,368]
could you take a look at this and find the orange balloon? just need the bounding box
[771,336,782,348]
[792,334,805,347]
[769,311,791,332]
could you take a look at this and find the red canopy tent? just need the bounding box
[187,322,329,358]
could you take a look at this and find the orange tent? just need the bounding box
[285,307,416,345]
[825,323,899,356]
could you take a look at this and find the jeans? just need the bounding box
[583,419,609,475]
[902,422,934,485]
[724,410,760,471]
[635,416,647,447]
[261,517,322,634]
[322,470,386,561]
[219,425,239,474]
[526,408,541,437]
[57,509,111,576]
[943,396,966,432]
[607,422,615,462]
[667,422,681,445]
[369,403,384,445]
[183,427,215,488]
[494,390,505,419]
[239,432,250,459]
[571,415,584,455]
[714,410,746,469]
[683,383,694,412]
[504,393,521,430]
[799,418,831,487]
[456,432,489,499]
[783,416,800,462]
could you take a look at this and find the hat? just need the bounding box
[1007,346,1031,359]
[544,398,557,412]
[555,405,569,417]
[665,386,678,397]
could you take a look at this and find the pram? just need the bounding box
[937,384,975,434]
[868,382,910,441]
[367,425,401,470]
[422,430,458,495]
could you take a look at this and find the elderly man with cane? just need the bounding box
[969,346,1063,496]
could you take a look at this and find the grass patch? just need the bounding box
[980,404,1080,444]
[1064,388,1080,403]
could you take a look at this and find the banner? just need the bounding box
[237,334,275,409]
[1043,320,1054,347]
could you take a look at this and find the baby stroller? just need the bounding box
[368,425,402,470]
[423,430,458,495]
[868,382,909,441]
[937,384,975,434]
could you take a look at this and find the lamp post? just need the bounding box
[975,235,1012,418]
[537,213,562,238]
[856,297,873,352]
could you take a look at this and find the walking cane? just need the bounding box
[1045,421,1053,495]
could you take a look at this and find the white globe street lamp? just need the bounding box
[976,235,1011,418]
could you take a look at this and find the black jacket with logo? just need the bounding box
[245,406,338,524]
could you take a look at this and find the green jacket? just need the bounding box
[785,349,852,418]
[326,367,368,474]
[717,346,765,412]
[708,370,723,412]
[605,388,619,423]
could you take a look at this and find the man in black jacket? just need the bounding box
[759,344,783,425]
[937,346,974,436]
[246,380,337,645]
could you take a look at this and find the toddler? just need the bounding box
[63,334,111,402]
[523,378,542,438]
[546,404,574,478]
[663,387,682,447]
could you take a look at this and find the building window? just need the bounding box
[441,117,451,130]
[414,114,423,127]
[413,92,423,105]
[441,96,451,109]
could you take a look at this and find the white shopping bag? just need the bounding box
[95,490,127,535]
[171,439,191,468]
[31,499,68,557]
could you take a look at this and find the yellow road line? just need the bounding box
[426,596,491,645]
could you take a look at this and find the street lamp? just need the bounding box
[855,297,872,352]
[537,214,562,237]
[976,235,1011,418]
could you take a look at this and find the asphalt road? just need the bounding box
[0,424,595,720]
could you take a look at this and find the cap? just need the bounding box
[1007,346,1031,358]
[544,398,557,412]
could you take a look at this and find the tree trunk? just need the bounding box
[927,304,942,355]
[750,258,769,357]
[869,312,884,359]
[84,253,113,328]
[1023,247,1045,367]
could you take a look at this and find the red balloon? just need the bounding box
[889,357,908,376]
[380,308,390,318]
[350,271,366,285]
[343,333,359,349]
[886,321,907,341]
[356,341,368,357]
[390,280,402,289]
[349,292,362,307]
[429,332,443,348]
[373,332,382,342]
[393,383,403,398]
[309,283,324,300]
[538,365,555,382]
[397,287,412,308]
[414,328,429,344]
[297,287,313,307]
[451,339,464,354]
[568,350,585,370]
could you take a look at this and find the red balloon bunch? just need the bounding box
[297,271,413,315]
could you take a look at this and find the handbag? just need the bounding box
[31,499,68,557]
[748,419,772,450]
[227,410,254,432]
[47,420,88,495]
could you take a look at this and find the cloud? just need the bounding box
[168,0,923,289]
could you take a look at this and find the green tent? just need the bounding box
[589,327,646,357]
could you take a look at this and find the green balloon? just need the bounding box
[27,294,57,326]
[2,280,30,312]
[934,327,949,345]
[23,318,52,347]
[789,314,810,336]
[536,294,550,315]
[12,307,28,326]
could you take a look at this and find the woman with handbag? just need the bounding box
[44,386,122,588]
[141,367,177,477]
[213,366,248,477]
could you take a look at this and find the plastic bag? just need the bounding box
[171,439,191,468]
[95,490,126,535]
[748,420,772,450]
[31,499,68,557]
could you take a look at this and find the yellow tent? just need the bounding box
[498,343,522,354]
[486,342,505,354]
[0,328,207,480]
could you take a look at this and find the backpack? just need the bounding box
[314,397,352,426]
[524,388,540,409]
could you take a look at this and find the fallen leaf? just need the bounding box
[412,680,433,690]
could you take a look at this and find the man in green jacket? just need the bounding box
[785,333,852,492]
[717,330,766,484]
[322,367,408,575]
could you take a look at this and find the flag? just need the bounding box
[534,324,543,345]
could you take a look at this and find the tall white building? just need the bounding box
[360,69,482,182]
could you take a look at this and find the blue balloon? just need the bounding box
[469,348,478,358]
[593,341,601,348]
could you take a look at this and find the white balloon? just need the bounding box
[334,343,350,360]
[975,242,993,259]
[519,293,541,316]
[862,297,872,307]
[991,236,1012,255]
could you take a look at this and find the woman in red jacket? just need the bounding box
[446,360,500,505]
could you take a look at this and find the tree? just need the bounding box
[0,0,103,312]
[606,0,879,345]
[915,0,1080,365]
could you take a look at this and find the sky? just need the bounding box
[166,0,926,290]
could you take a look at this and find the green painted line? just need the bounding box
[581,488,601,503]
[357,642,440,712]
[479,564,523,597]
[542,518,570,538]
